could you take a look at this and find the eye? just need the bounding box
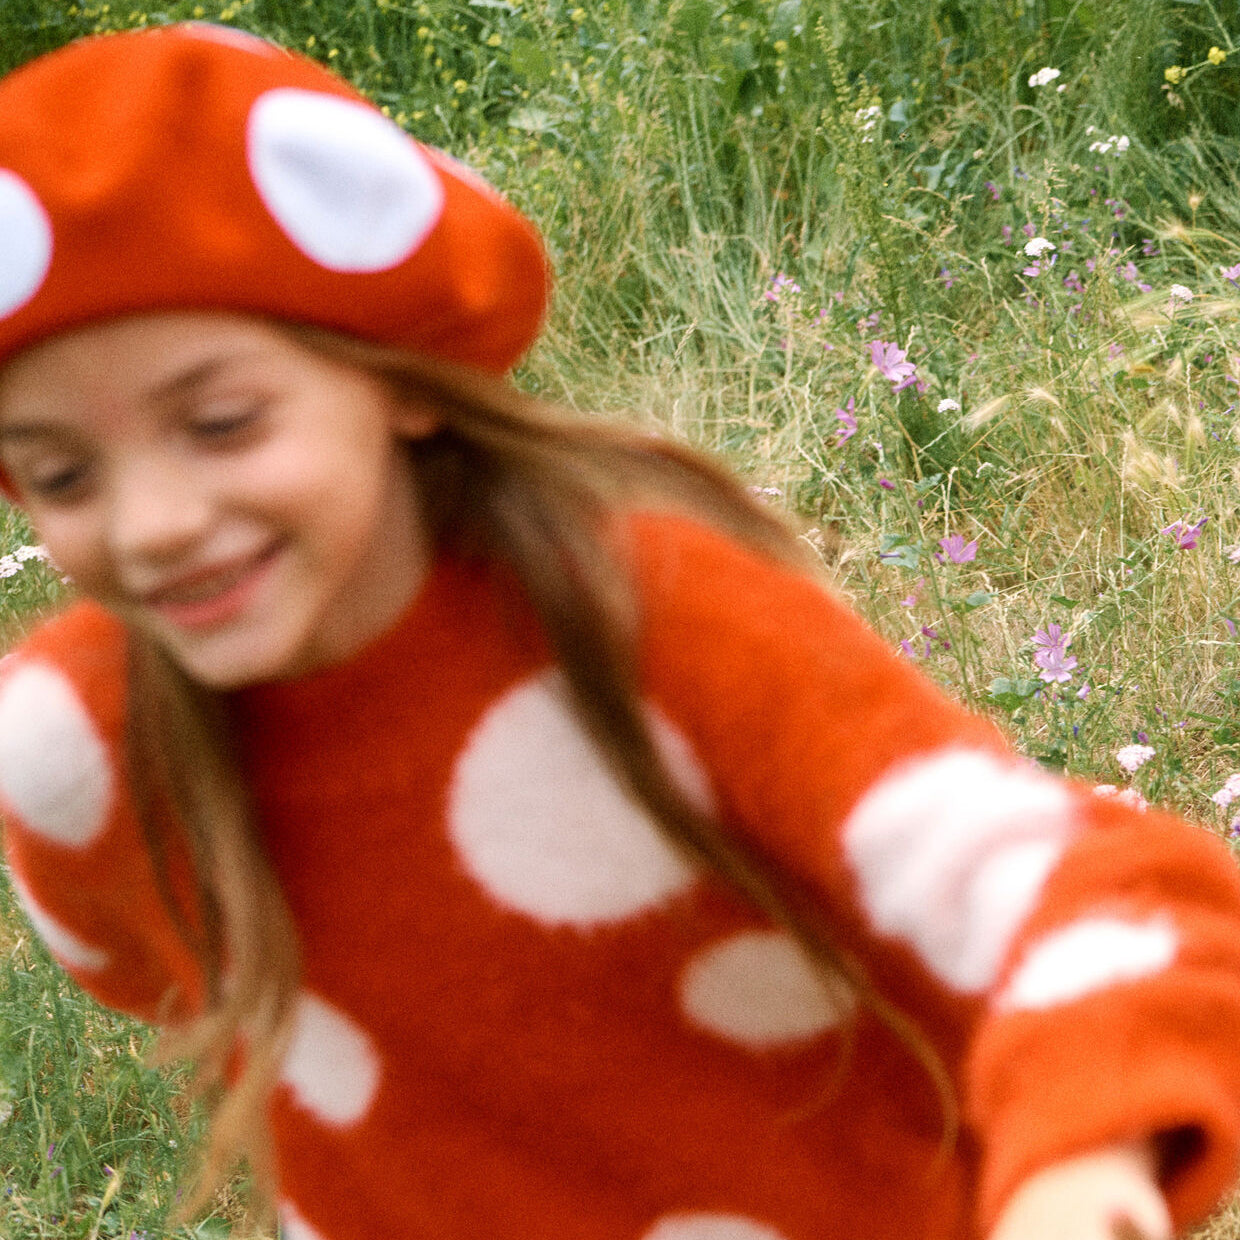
[190,400,264,444]
[22,460,91,503]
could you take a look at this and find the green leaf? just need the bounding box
[510,37,553,82]
[1049,595,1077,608]
[988,676,1040,711]
[963,590,995,610]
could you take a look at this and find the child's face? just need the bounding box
[0,312,434,688]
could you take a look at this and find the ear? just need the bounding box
[388,393,440,441]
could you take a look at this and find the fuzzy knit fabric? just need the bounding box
[5,513,1240,1240]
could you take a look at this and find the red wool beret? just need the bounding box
[0,22,550,373]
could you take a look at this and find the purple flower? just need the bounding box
[1063,269,1084,294]
[937,534,978,563]
[1222,262,1240,284]
[1001,224,1013,244]
[832,396,857,445]
[939,267,955,288]
[1162,516,1207,549]
[985,180,1000,201]
[764,272,801,303]
[869,340,917,391]
[1033,623,1078,684]
[878,478,895,491]
[1022,221,1037,238]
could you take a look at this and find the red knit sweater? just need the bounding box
[5,513,1240,1240]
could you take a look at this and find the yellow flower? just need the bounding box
[305,34,316,49]
[570,7,585,21]
[453,78,468,93]
[1164,65,1185,84]
[487,32,502,46]
[773,39,788,54]
[1209,47,1227,66]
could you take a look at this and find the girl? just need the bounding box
[0,23,1237,1240]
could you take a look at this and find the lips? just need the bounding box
[141,543,282,630]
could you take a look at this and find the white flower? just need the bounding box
[1088,135,1129,156]
[1028,67,1061,88]
[1227,544,1240,564]
[1024,237,1056,257]
[0,556,20,579]
[1211,773,1240,808]
[854,104,882,135]
[14,544,48,562]
[1168,284,1194,302]
[937,398,961,413]
[1093,784,1149,810]
[1116,744,1156,774]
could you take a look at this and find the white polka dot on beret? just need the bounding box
[247,88,444,273]
[0,170,52,320]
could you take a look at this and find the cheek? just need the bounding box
[22,513,107,590]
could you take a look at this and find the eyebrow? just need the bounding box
[0,352,259,442]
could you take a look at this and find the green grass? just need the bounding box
[2,0,1240,1233]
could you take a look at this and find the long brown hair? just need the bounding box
[126,327,956,1221]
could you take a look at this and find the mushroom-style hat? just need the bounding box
[0,23,549,373]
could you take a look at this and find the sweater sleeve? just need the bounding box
[627,513,1240,1234]
[0,602,205,1026]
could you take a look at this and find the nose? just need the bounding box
[106,454,213,567]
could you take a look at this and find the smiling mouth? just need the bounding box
[143,543,283,628]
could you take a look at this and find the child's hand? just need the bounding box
[987,1141,1173,1240]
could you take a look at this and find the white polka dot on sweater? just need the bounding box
[0,170,52,319]
[842,748,1076,992]
[644,1213,789,1240]
[280,992,381,1127]
[9,867,108,971]
[679,930,854,1048]
[247,88,444,273]
[0,661,113,848]
[998,915,1177,1011]
[278,1200,330,1240]
[448,670,710,926]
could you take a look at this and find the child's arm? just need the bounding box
[629,513,1240,1237]
[0,601,204,1024]
[988,1141,1171,1240]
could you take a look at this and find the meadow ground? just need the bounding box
[2,0,1240,1234]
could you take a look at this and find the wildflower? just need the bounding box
[939,267,954,289]
[1001,224,1013,244]
[937,534,978,564]
[878,478,895,491]
[1108,343,1124,359]
[1161,516,1207,549]
[1076,681,1091,700]
[1028,67,1061,87]
[899,577,924,608]
[984,180,1000,202]
[868,340,917,392]
[1024,236,1056,257]
[1211,774,1240,808]
[764,272,801,303]
[1063,269,1084,294]
[1032,623,1078,684]
[1221,263,1240,284]
[854,104,882,139]
[937,398,961,413]
[1164,65,1185,84]
[1116,744,1156,774]
[1142,239,1160,257]
[1227,545,1240,564]
[1094,784,1148,810]
[1209,47,1227,66]
[832,396,857,446]
[1089,135,1130,156]
[857,310,881,333]
[1168,283,1194,303]
[749,485,783,503]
